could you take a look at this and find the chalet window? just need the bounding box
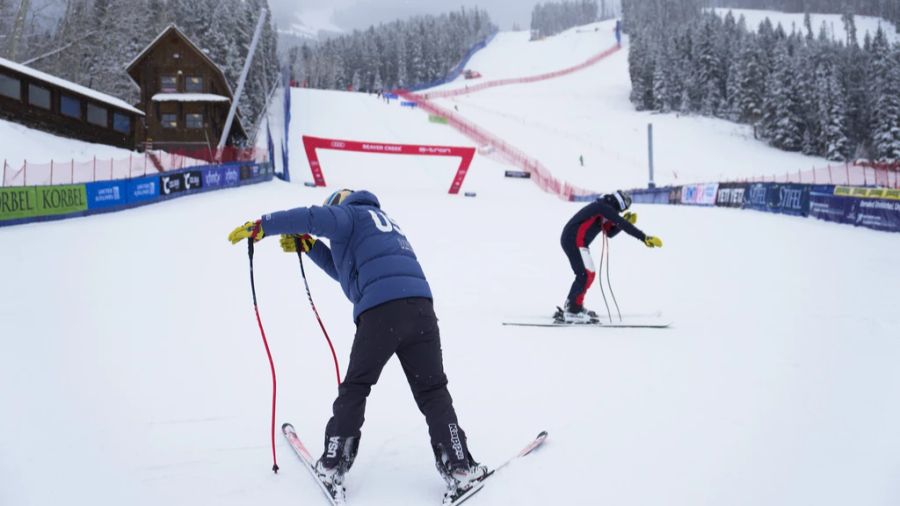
[161,113,177,128]
[28,84,51,109]
[0,73,21,100]
[185,76,203,93]
[60,94,81,118]
[160,76,177,93]
[185,113,203,129]
[113,112,131,134]
[87,103,108,127]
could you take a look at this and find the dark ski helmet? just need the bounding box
[603,190,632,212]
[324,188,354,206]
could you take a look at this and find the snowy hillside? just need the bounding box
[1,118,136,168]
[3,19,900,506]
[710,8,900,44]
[430,19,835,189]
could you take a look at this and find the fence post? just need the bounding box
[50,160,54,185]
[24,160,27,186]
[91,157,95,181]
[828,164,832,184]
[2,159,6,187]
[110,158,113,180]
[812,166,816,184]
[863,166,868,186]
[144,153,147,175]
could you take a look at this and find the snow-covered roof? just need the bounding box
[0,56,144,116]
[152,93,230,103]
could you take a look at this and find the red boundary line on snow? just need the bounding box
[417,45,621,100]
[396,44,622,200]
[302,135,475,194]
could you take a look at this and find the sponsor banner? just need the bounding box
[810,192,900,232]
[2,162,272,227]
[834,186,900,201]
[504,170,531,179]
[715,183,747,208]
[743,183,831,216]
[35,185,88,216]
[239,164,261,181]
[384,93,398,100]
[0,187,38,220]
[302,136,475,194]
[85,180,127,209]
[203,165,241,188]
[743,183,770,211]
[681,183,718,205]
[159,170,203,196]
[770,183,808,216]
[1,185,87,220]
[401,101,418,108]
[428,114,449,124]
[669,186,682,204]
[127,175,160,203]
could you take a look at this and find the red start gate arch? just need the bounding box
[302,135,476,194]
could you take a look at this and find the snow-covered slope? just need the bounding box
[2,20,900,506]
[431,19,835,190]
[0,117,137,168]
[710,8,900,45]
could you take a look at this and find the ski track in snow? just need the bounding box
[2,15,900,506]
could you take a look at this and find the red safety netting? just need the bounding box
[726,162,900,189]
[2,148,267,187]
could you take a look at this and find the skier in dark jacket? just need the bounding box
[228,189,486,504]
[556,190,663,323]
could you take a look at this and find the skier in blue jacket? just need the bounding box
[228,189,485,504]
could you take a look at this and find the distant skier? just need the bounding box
[556,190,663,323]
[615,20,622,47]
[579,154,584,167]
[228,189,487,504]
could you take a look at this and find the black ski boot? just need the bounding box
[433,444,489,505]
[314,435,359,503]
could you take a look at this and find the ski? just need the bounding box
[445,430,549,506]
[282,423,343,505]
[503,320,670,329]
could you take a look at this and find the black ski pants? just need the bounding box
[323,297,472,469]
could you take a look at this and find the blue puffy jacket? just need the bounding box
[260,190,432,320]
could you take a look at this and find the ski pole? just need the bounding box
[294,239,342,386]
[603,234,622,322]
[247,240,280,473]
[597,235,613,323]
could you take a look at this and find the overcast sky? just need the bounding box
[267,0,555,33]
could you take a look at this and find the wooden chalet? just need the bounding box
[127,25,246,158]
[0,56,143,149]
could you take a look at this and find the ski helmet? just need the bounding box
[324,189,353,206]
[604,190,632,212]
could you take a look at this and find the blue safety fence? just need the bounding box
[406,31,498,92]
[630,182,900,233]
[1,161,274,228]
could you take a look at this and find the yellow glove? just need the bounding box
[280,234,316,253]
[623,211,637,224]
[643,235,663,248]
[228,220,264,244]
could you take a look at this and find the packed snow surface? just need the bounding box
[2,17,899,506]
[1,117,138,168]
